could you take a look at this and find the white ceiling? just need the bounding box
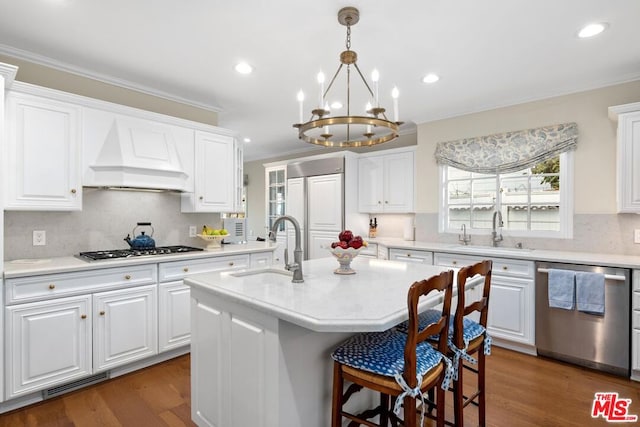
[1,1,639,161]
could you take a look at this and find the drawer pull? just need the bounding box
[81,314,87,319]
[48,284,55,290]
[99,311,105,316]
[229,262,234,266]
[70,188,77,194]
[502,266,508,270]
[183,267,189,272]
[124,275,131,280]
[407,253,411,257]
[199,196,204,200]
[452,261,458,266]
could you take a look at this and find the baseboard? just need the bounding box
[491,337,537,356]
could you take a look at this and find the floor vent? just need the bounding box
[42,371,110,399]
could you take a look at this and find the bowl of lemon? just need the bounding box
[197,226,229,249]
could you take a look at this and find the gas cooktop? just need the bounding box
[77,245,203,261]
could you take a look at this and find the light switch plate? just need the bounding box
[189,225,197,237]
[635,229,640,244]
[33,230,46,246]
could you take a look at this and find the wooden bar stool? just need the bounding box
[330,270,454,427]
[394,260,493,426]
[450,260,493,427]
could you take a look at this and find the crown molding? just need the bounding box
[0,62,18,87]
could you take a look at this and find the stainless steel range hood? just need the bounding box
[87,118,189,192]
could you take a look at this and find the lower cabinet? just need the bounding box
[632,270,640,379]
[433,252,535,352]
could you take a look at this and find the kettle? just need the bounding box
[124,222,156,249]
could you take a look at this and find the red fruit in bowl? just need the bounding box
[349,236,363,249]
[338,241,349,249]
[330,241,339,249]
[339,230,354,242]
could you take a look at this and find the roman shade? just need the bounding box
[434,122,578,174]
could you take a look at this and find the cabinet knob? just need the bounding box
[502,266,508,270]
[81,314,87,319]
[229,262,234,266]
[199,196,204,200]
[452,261,458,265]
[99,311,105,316]
[183,267,189,272]
[378,201,382,204]
[70,189,77,194]
[48,284,55,290]
[385,200,389,204]
[124,275,131,280]
[407,253,411,257]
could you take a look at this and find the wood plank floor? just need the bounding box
[0,347,638,426]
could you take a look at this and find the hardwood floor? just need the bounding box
[0,347,637,426]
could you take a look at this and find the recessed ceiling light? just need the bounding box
[235,62,253,75]
[243,138,251,143]
[330,101,343,110]
[422,73,440,84]
[578,23,607,38]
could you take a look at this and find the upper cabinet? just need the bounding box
[358,148,415,213]
[610,102,640,213]
[5,90,82,210]
[181,130,236,213]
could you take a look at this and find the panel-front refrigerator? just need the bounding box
[286,157,344,260]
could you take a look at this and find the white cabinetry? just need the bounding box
[307,173,343,230]
[5,295,92,397]
[632,270,640,379]
[93,285,157,371]
[358,148,415,213]
[181,130,236,212]
[389,248,433,264]
[5,90,82,210]
[434,252,536,354]
[609,103,640,212]
[4,264,157,398]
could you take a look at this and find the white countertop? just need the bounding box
[3,241,278,278]
[185,257,454,333]
[368,237,640,269]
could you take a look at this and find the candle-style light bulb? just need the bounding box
[391,87,399,122]
[297,90,305,123]
[317,72,325,108]
[371,69,380,106]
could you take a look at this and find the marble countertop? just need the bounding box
[367,238,640,269]
[3,241,278,278]
[185,257,455,333]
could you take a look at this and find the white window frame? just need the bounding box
[438,151,573,239]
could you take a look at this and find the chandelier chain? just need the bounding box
[346,23,351,50]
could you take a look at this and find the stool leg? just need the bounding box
[478,346,486,427]
[436,382,445,427]
[331,362,344,427]
[404,395,416,427]
[380,393,389,426]
[453,358,464,427]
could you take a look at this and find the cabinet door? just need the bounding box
[159,282,191,352]
[308,230,336,260]
[93,285,158,371]
[286,177,304,228]
[486,276,534,345]
[389,249,433,264]
[183,131,234,212]
[616,110,640,212]
[308,173,343,231]
[6,295,92,398]
[358,156,384,212]
[383,151,415,213]
[6,92,81,210]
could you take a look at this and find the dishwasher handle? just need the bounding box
[537,268,626,282]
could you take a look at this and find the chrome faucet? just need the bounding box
[491,210,503,247]
[270,215,304,283]
[458,224,471,245]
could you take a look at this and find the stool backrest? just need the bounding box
[452,260,493,350]
[403,270,454,389]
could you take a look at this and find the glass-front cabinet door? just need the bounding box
[265,166,286,234]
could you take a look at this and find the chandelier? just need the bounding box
[293,6,402,148]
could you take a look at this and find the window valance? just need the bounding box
[434,122,578,174]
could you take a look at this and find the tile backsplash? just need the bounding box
[4,188,221,260]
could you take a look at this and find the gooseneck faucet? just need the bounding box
[458,224,471,245]
[491,210,503,247]
[269,215,304,283]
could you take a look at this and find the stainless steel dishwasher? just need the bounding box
[535,261,630,377]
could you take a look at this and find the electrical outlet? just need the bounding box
[33,230,46,246]
[635,229,640,244]
[189,225,197,237]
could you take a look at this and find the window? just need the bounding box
[440,152,573,238]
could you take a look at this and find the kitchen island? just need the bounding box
[185,257,459,427]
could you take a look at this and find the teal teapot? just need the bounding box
[124,222,156,249]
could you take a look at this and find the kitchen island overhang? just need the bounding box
[185,257,466,427]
